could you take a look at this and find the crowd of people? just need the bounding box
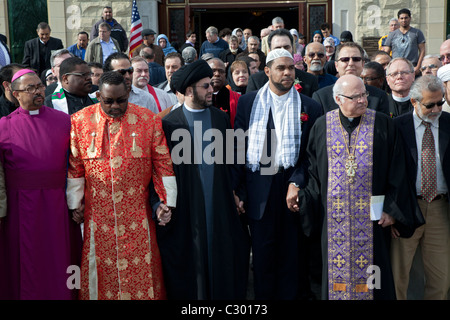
[0,5,449,301]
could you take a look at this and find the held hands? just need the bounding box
[233,191,245,215]
[156,203,172,226]
[286,183,300,212]
[72,204,85,224]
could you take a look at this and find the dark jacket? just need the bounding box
[90,18,128,52]
[22,37,64,75]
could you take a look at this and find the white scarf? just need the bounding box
[247,82,302,171]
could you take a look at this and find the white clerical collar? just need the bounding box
[29,109,40,115]
[184,103,206,112]
[392,93,411,102]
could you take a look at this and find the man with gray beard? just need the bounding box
[304,42,337,89]
[392,75,450,300]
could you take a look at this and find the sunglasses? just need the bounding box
[338,56,363,63]
[307,52,325,59]
[420,64,438,71]
[195,83,212,89]
[419,99,445,109]
[114,67,134,75]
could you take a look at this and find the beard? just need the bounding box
[193,87,212,108]
[417,106,442,123]
[309,61,323,72]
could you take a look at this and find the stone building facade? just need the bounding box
[0,0,447,61]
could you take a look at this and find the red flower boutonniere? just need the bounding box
[219,107,229,113]
[301,112,309,123]
[294,78,303,93]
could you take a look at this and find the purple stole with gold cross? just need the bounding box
[326,108,376,300]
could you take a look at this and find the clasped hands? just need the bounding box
[70,203,174,227]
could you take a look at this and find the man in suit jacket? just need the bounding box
[231,49,323,299]
[312,41,390,115]
[246,29,319,98]
[0,34,11,68]
[392,75,450,300]
[22,22,64,75]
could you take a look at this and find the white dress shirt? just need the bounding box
[413,110,448,195]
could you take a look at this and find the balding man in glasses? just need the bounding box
[304,42,337,88]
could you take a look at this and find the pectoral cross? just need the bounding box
[345,155,358,183]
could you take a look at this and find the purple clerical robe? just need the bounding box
[0,106,81,300]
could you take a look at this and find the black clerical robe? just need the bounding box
[298,109,420,300]
[155,105,250,300]
[387,94,414,118]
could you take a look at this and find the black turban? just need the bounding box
[170,59,213,94]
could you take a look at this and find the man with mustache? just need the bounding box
[67,71,177,300]
[392,75,450,300]
[131,56,173,112]
[0,69,82,299]
[304,42,337,89]
[45,57,97,115]
[231,49,322,299]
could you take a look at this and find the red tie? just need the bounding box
[421,121,438,203]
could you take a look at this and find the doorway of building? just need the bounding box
[192,6,299,45]
[7,0,48,63]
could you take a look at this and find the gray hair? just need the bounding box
[248,36,260,44]
[389,18,399,23]
[332,76,365,104]
[272,17,284,25]
[50,49,73,68]
[206,26,218,35]
[422,54,442,62]
[182,46,197,64]
[385,57,414,76]
[410,75,445,101]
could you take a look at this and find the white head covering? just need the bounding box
[266,48,293,64]
[290,28,299,39]
[323,37,335,47]
[437,64,450,82]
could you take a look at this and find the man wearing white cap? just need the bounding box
[437,63,450,113]
[231,48,322,299]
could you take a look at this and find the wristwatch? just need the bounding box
[290,182,300,188]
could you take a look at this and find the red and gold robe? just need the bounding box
[67,103,176,300]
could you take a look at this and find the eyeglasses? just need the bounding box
[420,64,438,71]
[307,52,325,59]
[195,83,212,89]
[100,96,128,105]
[338,56,363,63]
[418,99,445,109]
[64,72,93,78]
[14,83,46,94]
[338,91,369,101]
[114,67,134,75]
[387,71,413,78]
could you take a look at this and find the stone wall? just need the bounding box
[47,0,134,48]
[352,0,445,56]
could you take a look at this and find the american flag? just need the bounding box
[129,0,143,56]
